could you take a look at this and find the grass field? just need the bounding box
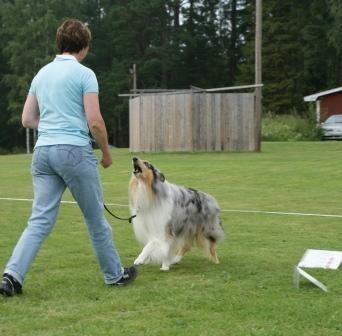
[0,142,341,336]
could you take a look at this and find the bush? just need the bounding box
[262,110,322,141]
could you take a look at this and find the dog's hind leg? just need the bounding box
[198,234,220,264]
[209,240,219,264]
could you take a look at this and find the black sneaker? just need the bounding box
[0,273,23,297]
[111,266,137,286]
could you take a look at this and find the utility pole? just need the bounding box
[133,64,137,92]
[26,128,30,154]
[255,0,262,152]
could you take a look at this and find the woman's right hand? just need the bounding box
[101,153,112,168]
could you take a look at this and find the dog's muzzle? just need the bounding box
[132,157,142,175]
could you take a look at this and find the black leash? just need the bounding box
[103,203,136,224]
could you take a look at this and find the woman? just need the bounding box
[0,19,137,297]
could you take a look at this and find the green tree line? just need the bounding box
[0,0,341,151]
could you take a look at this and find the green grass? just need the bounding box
[0,142,341,336]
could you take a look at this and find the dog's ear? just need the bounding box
[150,164,165,182]
[155,169,165,182]
[158,172,165,182]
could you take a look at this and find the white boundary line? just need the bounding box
[1,197,342,218]
[221,209,342,218]
[0,197,128,207]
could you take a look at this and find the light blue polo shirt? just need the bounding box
[29,55,98,147]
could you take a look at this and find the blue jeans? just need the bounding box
[4,145,123,285]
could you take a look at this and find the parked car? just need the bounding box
[321,114,342,140]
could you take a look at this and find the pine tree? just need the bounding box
[327,0,342,86]
[237,0,312,114]
[1,0,83,122]
[302,0,333,94]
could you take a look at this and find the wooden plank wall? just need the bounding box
[129,93,257,152]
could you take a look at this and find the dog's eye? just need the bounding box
[143,162,152,169]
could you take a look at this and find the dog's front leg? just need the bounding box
[160,261,171,271]
[134,241,156,265]
[134,250,149,266]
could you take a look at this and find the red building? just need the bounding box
[304,87,342,122]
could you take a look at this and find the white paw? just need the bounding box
[160,264,170,271]
[134,256,145,265]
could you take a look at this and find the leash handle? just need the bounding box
[103,203,136,223]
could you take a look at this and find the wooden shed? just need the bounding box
[304,87,342,122]
[127,86,261,152]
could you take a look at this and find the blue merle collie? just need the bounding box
[129,157,224,271]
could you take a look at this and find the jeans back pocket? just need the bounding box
[57,145,84,167]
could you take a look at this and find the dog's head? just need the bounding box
[131,157,165,185]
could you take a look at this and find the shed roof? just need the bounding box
[304,87,342,102]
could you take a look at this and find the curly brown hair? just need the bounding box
[56,19,91,54]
